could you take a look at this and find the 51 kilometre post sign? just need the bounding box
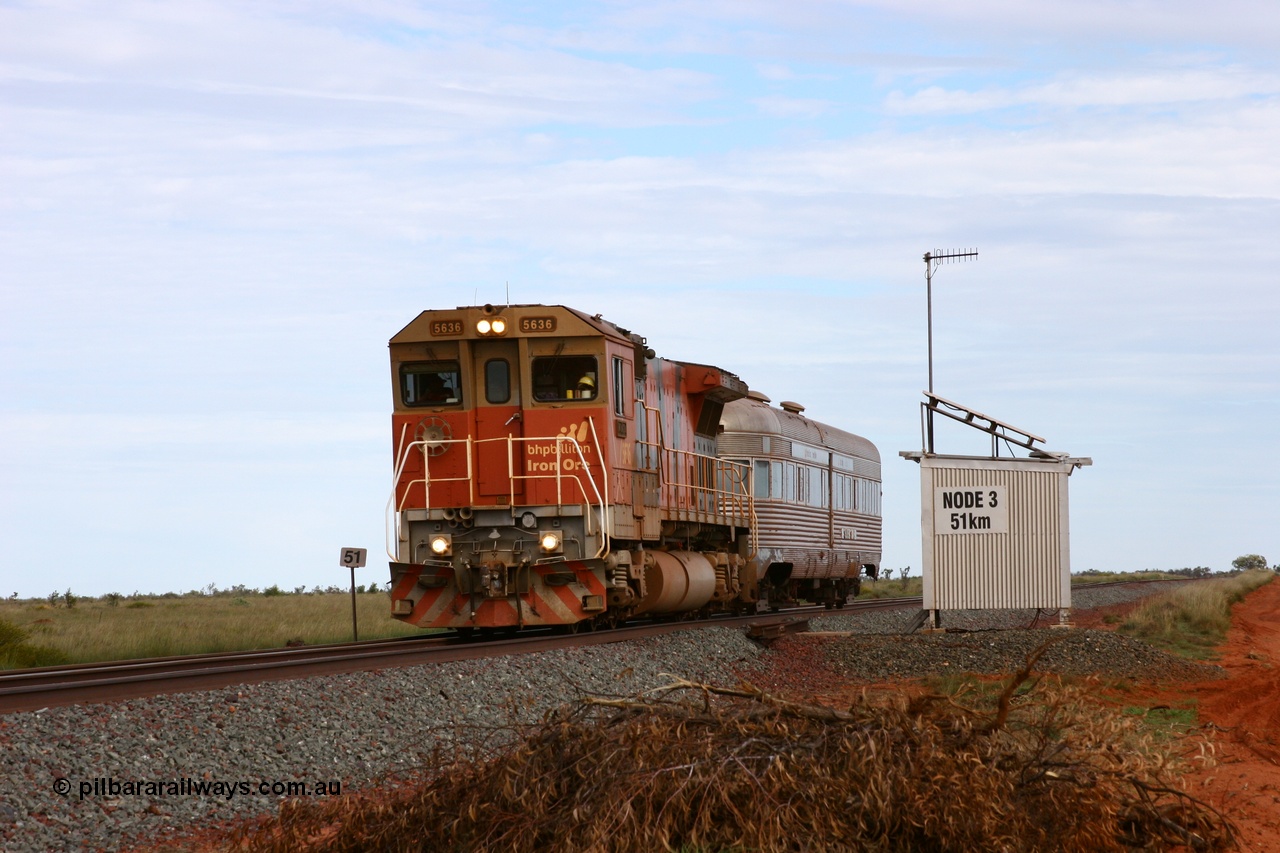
[934,486,1008,534]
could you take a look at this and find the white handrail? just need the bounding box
[385,422,410,560]
[386,407,745,564]
[506,432,607,550]
[636,403,751,523]
[584,416,610,556]
[384,435,473,561]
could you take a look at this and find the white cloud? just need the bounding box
[0,2,717,133]
[886,67,1280,114]
[0,413,383,452]
[756,63,797,81]
[752,95,833,118]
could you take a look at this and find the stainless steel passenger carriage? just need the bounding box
[719,392,882,608]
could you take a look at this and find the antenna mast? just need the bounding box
[922,248,978,452]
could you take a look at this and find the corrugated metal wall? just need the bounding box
[923,459,1071,610]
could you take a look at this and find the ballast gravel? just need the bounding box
[0,583,1220,853]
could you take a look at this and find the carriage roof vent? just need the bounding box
[780,401,805,414]
[746,390,771,403]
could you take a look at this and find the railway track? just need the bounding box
[1,580,1187,715]
[0,598,919,714]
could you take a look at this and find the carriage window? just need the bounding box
[532,356,598,402]
[485,359,510,404]
[797,466,826,507]
[856,479,882,517]
[835,474,853,510]
[719,459,749,495]
[401,361,461,407]
[774,462,796,502]
[753,460,770,498]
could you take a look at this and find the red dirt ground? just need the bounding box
[1011,583,1280,850]
[1154,580,1280,851]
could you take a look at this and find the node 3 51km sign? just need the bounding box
[934,486,1008,534]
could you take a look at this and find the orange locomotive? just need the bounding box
[386,304,881,630]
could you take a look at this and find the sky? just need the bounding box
[2,1,1277,598]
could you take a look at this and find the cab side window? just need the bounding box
[532,356,598,402]
[612,356,628,416]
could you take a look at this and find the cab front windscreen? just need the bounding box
[401,361,462,406]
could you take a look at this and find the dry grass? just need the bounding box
[230,659,1233,853]
[1119,570,1274,658]
[1073,570,1191,584]
[0,593,422,667]
[0,617,69,668]
[859,572,1194,600]
[858,576,923,599]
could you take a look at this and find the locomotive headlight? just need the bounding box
[476,319,492,335]
[491,318,507,335]
[429,534,452,556]
[538,531,563,554]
